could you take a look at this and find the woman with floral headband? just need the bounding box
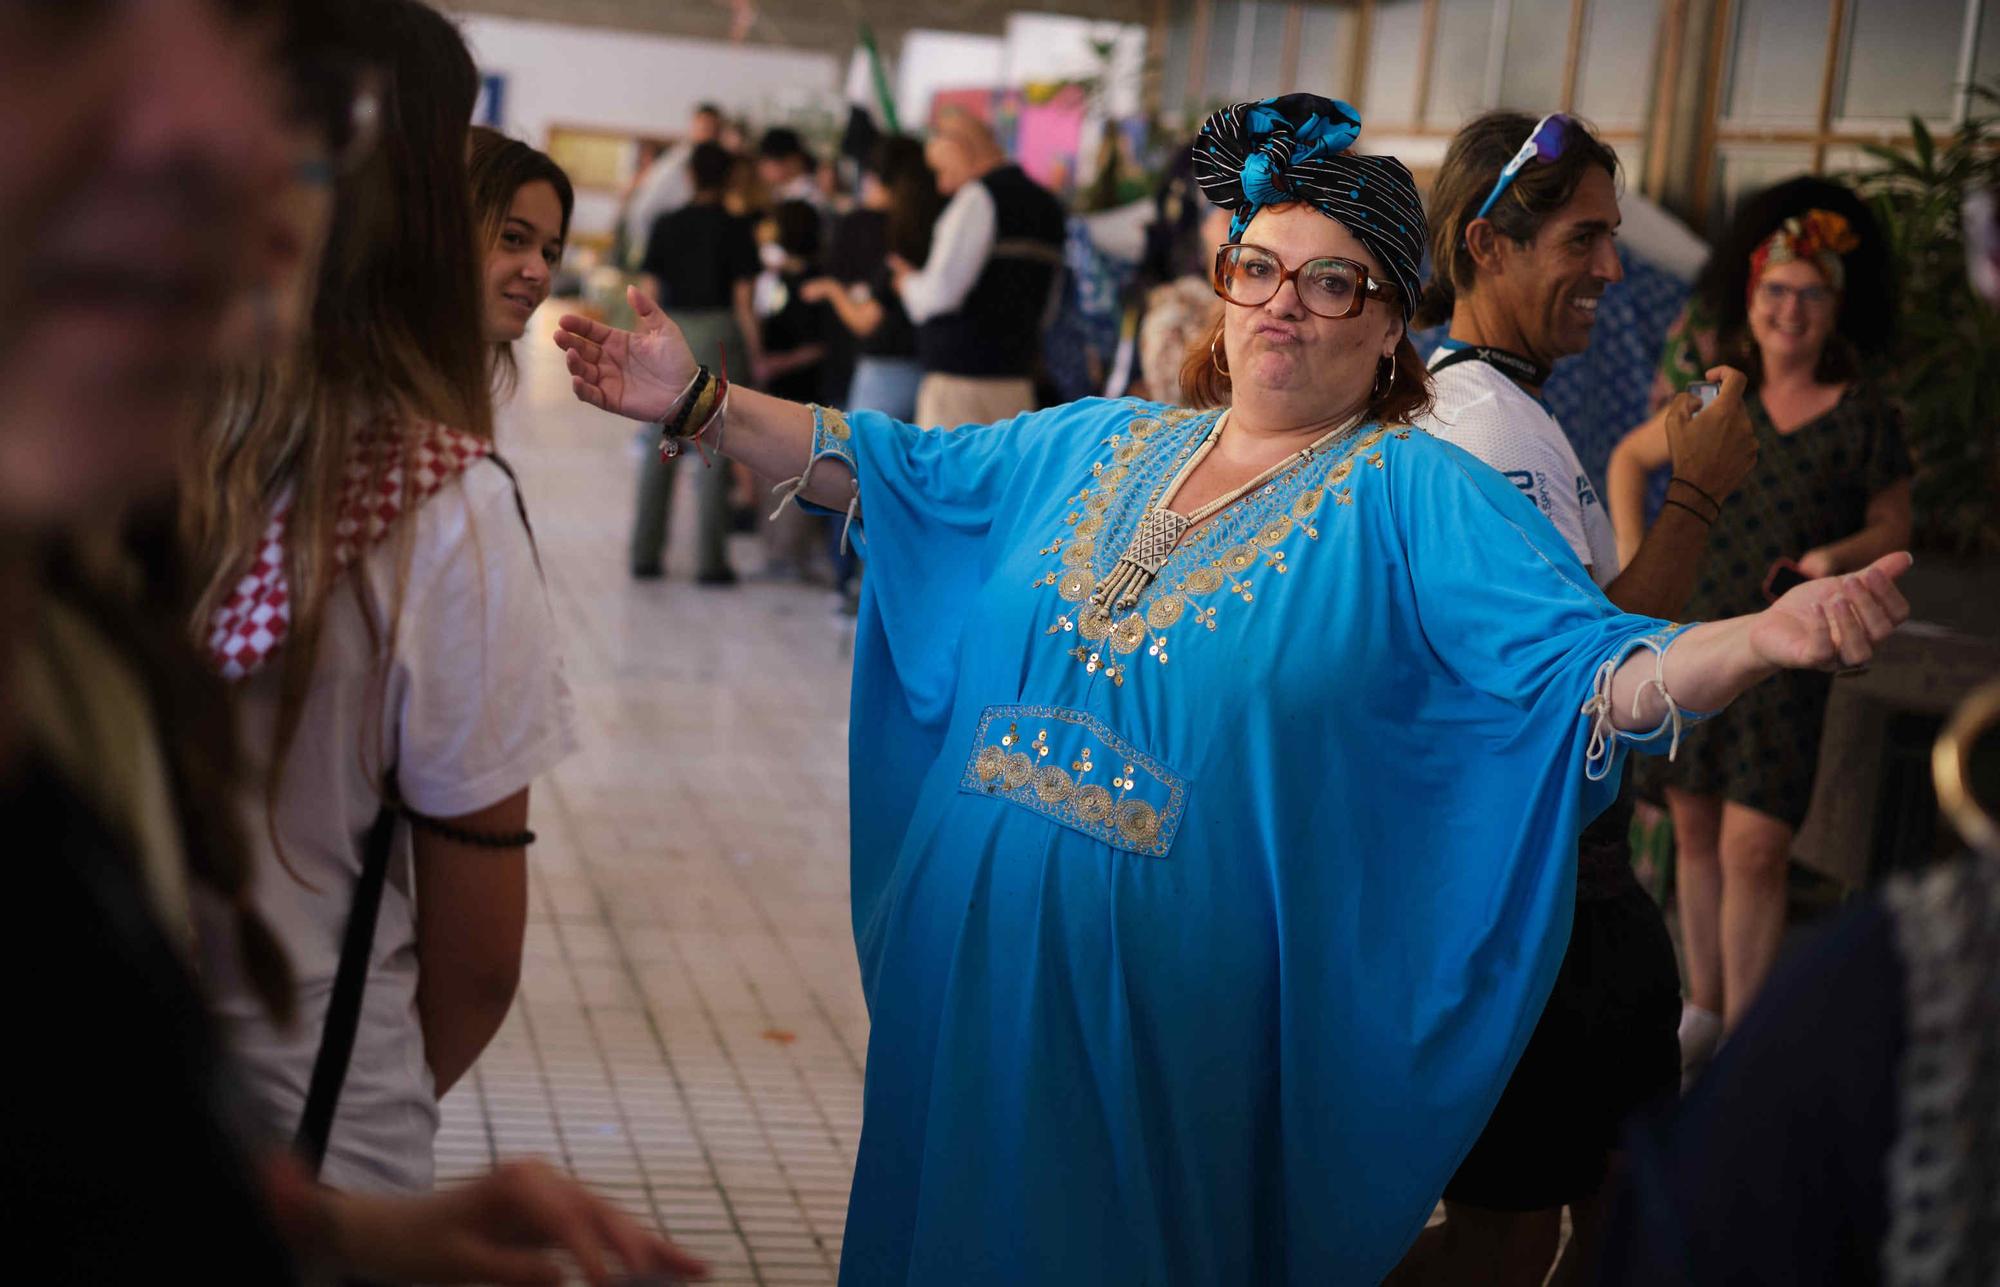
[558,96,1910,1284]
[1609,208,1913,1063]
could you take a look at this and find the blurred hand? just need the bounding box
[554,287,697,423]
[1748,551,1912,672]
[886,254,913,291]
[797,277,840,304]
[331,1159,711,1286]
[1796,547,1840,578]
[1664,365,1757,504]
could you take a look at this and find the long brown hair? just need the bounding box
[187,0,489,831]
[1179,314,1433,426]
[871,134,943,265]
[42,520,295,1023]
[1416,111,1621,329]
[468,125,574,394]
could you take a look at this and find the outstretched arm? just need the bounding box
[1606,550,1911,731]
[555,287,849,507]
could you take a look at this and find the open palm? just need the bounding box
[1748,551,1912,671]
[553,286,697,423]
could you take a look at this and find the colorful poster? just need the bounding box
[1014,86,1087,194]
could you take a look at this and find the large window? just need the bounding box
[1148,0,1986,234]
[1700,0,1993,229]
[1155,0,1656,132]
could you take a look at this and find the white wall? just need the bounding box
[892,18,1147,128]
[999,15,1147,117]
[457,14,841,235]
[893,29,1005,129]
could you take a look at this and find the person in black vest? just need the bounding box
[889,108,1065,428]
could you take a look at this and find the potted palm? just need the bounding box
[1849,85,2000,561]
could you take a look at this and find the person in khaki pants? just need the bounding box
[630,140,762,581]
[889,110,1066,428]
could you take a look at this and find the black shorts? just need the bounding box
[1443,862,1682,1211]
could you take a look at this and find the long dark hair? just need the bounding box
[1138,142,1209,291]
[1698,175,1896,385]
[189,0,491,841]
[870,134,943,265]
[468,125,574,392]
[1416,111,1622,329]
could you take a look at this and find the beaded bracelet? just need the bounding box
[406,810,537,848]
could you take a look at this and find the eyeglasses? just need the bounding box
[1754,280,1835,310]
[283,56,384,185]
[1472,112,1574,223]
[1212,243,1396,320]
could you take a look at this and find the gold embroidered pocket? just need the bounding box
[960,704,1188,858]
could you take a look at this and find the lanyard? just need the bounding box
[1431,342,1552,391]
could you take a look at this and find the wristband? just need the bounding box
[1662,497,1713,526]
[657,366,714,458]
[1667,475,1723,517]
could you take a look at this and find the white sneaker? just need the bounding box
[1678,1003,1722,1092]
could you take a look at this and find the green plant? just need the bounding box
[1849,84,2000,556]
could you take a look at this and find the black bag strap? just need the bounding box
[295,795,398,1174]
[486,452,543,576]
[292,450,544,1175]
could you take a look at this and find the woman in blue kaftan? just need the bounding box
[554,93,1913,1287]
[818,393,1681,1285]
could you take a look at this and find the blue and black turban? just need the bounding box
[1192,94,1427,321]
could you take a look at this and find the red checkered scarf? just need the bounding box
[206,422,493,681]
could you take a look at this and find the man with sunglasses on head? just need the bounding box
[1392,112,1758,1287]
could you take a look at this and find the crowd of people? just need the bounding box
[6,0,1988,1283]
[612,102,1068,594]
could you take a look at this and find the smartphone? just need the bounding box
[1688,380,1721,410]
[1762,557,1811,603]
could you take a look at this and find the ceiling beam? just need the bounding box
[438,0,1151,52]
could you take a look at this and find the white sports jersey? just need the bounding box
[1416,351,1619,587]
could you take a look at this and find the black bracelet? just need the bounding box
[1668,476,1723,516]
[405,810,536,848]
[659,366,713,442]
[1662,497,1713,526]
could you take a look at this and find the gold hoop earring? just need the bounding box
[1372,351,1396,399]
[1211,332,1230,377]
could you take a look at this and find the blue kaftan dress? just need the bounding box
[805,396,1694,1286]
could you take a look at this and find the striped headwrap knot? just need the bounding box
[1192,94,1427,321]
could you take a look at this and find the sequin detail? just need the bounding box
[962,705,1188,858]
[1040,404,1407,689]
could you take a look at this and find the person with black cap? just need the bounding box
[555,93,1910,1286]
[1391,111,1760,1287]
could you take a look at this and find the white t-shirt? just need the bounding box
[201,458,577,1194]
[1417,352,1620,587]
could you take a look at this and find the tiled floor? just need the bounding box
[434,310,865,1284]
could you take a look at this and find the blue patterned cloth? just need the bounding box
[1413,246,1691,491]
[1192,95,1427,317]
[798,396,1696,1284]
[1042,217,1135,404]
